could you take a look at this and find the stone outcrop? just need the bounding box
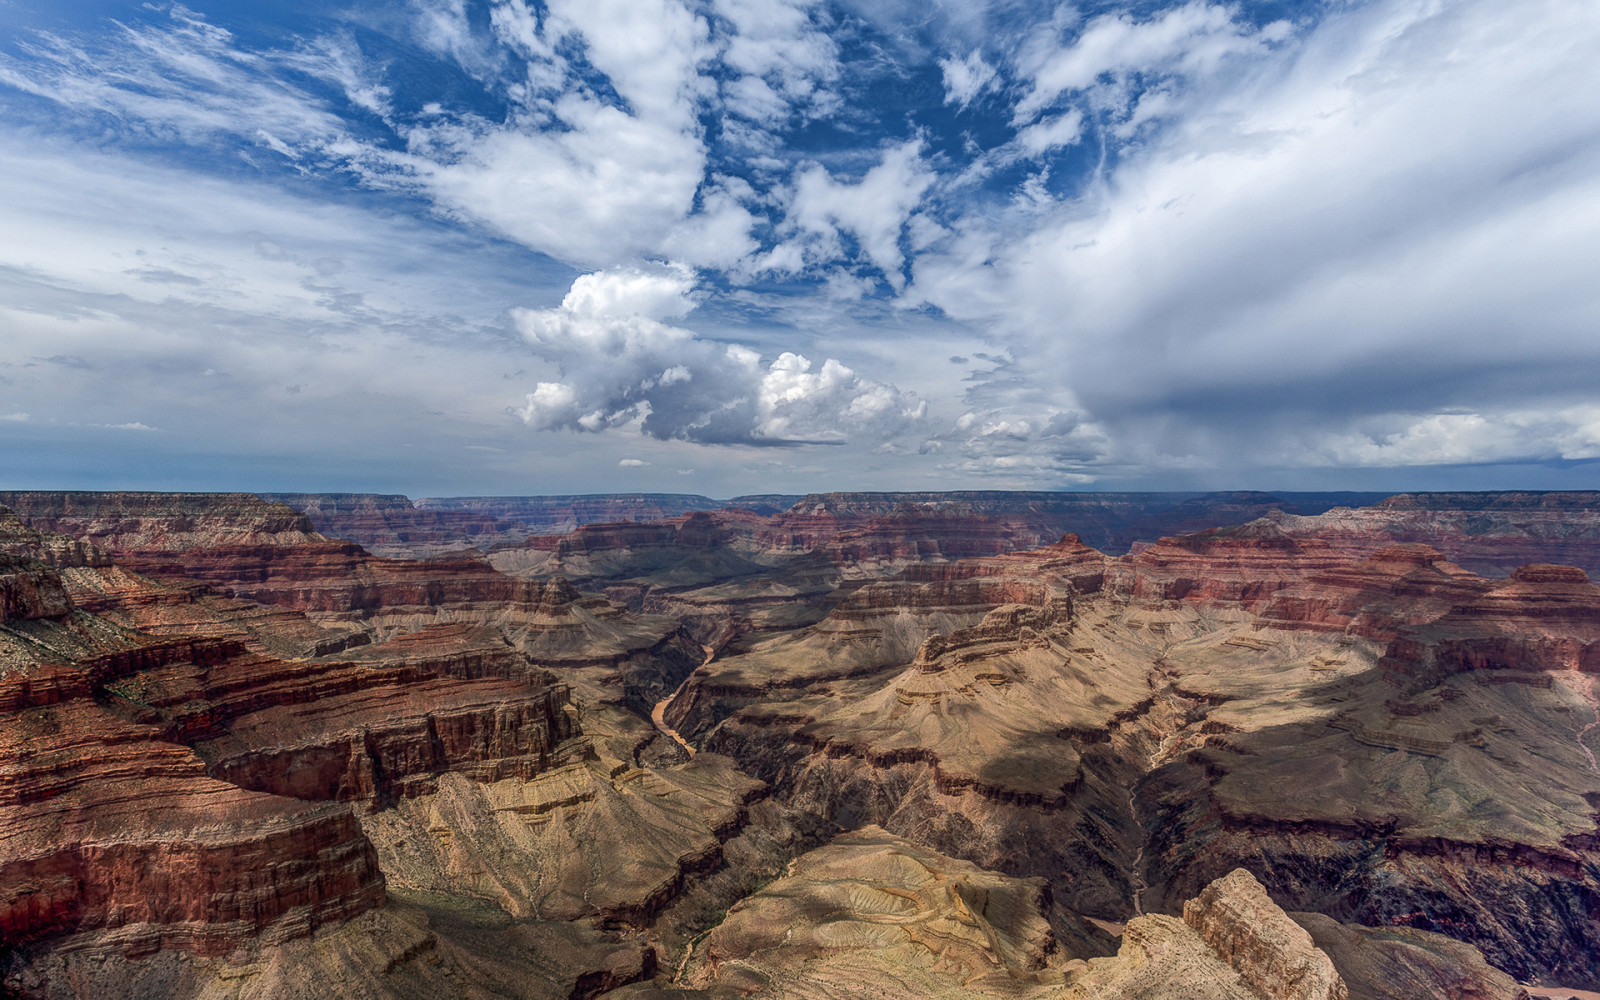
[1183,869,1347,1000]
[674,826,1067,998]
[0,506,582,980]
[0,657,387,957]
[0,492,322,553]
[1379,563,1600,690]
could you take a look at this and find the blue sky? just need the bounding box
[1,0,1597,496]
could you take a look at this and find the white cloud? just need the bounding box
[0,6,347,149]
[5,0,1599,490]
[779,140,936,289]
[1316,407,1600,468]
[1011,2,1284,125]
[618,457,649,467]
[914,0,1600,477]
[715,0,842,126]
[0,2,735,272]
[514,266,923,444]
[939,49,997,109]
[1014,110,1084,157]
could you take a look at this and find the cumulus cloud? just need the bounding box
[1013,110,1084,158]
[5,0,1599,491]
[515,266,923,445]
[1315,408,1600,468]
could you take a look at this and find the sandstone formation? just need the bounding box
[1182,869,1347,1000]
[262,492,537,559]
[0,504,686,999]
[12,489,1600,1000]
[1254,492,1600,578]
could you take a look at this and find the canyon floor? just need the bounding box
[4,488,1599,999]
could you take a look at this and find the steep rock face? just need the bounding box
[770,491,1392,555]
[1291,912,1527,1000]
[1110,519,1350,606]
[0,514,588,973]
[685,554,1160,920]
[0,492,321,553]
[1261,545,1489,638]
[0,663,386,957]
[262,492,534,559]
[0,492,541,630]
[1380,564,1600,689]
[1183,869,1347,1000]
[1131,564,1600,984]
[496,511,777,586]
[0,508,81,622]
[1265,493,1600,578]
[0,558,71,622]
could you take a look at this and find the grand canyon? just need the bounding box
[3,488,1597,999]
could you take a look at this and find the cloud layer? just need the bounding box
[1,0,1597,492]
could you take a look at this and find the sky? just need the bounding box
[1,0,1597,497]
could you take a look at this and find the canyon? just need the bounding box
[3,487,1598,999]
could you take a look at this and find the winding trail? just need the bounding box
[651,645,714,758]
[1127,783,1148,917]
[1568,673,1600,776]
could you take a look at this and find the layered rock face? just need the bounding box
[1379,564,1600,687]
[1110,518,1351,605]
[1262,492,1600,578]
[1261,545,1489,638]
[262,492,536,558]
[764,490,1392,555]
[0,507,605,995]
[0,492,322,552]
[13,490,1600,1000]
[656,845,1512,1000]
[1183,869,1347,1000]
[0,528,388,957]
[416,493,730,534]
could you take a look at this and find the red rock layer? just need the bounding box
[1273,492,1600,578]
[0,492,321,553]
[0,665,385,957]
[1260,545,1490,638]
[261,493,534,558]
[0,510,581,963]
[0,560,71,622]
[1110,519,1350,606]
[890,533,1109,593]
[1380,564,1600,687]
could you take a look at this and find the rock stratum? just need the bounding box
[3,488,1598,999]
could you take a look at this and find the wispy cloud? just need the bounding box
[1,0,1596,491]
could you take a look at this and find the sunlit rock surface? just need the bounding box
[8,490,1600,999]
